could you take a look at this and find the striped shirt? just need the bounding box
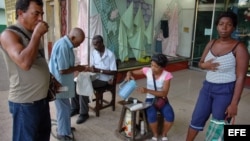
[205,40,239,83]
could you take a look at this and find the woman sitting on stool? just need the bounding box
[125,54,175,141]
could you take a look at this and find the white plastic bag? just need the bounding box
[76,72,95,101]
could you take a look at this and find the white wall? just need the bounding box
[177,0,195,57]
[178,9,195,57]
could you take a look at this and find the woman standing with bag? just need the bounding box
[186,11,249,141]
[125,54,174,141]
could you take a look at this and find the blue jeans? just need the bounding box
[55,98,71,136]
[9,98,51,141]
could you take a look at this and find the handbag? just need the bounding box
[152,73,168,109]
[205,117,235,141]
[46,75,57,102]
[154,97,168,110]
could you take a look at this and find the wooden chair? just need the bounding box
[89,70,118,117]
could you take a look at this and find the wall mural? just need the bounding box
[93,0,154,62]
[93,0,120,57]
[127,0,152,27]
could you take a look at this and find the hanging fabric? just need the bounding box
[144,17,153,44]
[128,5,146,60]
[77,0,89,65]
[162,2,179,57]
[160,20,169,38]
[118,2,134,62]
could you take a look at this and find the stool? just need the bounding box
[116,100,152,141]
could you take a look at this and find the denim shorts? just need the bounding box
[190,80,235,131]
[146,98,175,123]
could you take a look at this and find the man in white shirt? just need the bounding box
[71,35,117,124]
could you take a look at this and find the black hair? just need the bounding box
[215,11,238,28]
[92,35,103,43]
[151,54,168,68]
[15,0,43,19]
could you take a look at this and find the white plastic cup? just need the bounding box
[133,99,138,104]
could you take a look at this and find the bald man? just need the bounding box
[49,27,86,140]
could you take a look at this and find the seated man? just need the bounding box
[71,35,117,124]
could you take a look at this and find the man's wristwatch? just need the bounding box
[100,69,103,73]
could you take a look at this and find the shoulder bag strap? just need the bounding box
[7,25,45,58]
[153,73,167,99]
[152,73,157,91]
[8,25,31,41]
[152,73,158,104]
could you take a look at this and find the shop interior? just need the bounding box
[3,0,250,72]
[77,0,195,71]
[36,0,250,72]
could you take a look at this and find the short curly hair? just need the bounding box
[215,11,238,28]
[92,35,103,43]
[151,54,168,68]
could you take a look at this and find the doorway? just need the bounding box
[191,0,225,68]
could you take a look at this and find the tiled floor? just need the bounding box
[0,69,250,141]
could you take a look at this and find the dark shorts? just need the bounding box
[190,80,235,131]
[146,98,175,123]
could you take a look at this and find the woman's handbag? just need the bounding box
[205,117,235,141]
[154,97,168,109]
[152,74,167,109]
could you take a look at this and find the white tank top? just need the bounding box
[205,40,239,83]
[1,24,50,103]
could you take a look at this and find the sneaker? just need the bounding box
[161,136,168,141]
[57,134,73,141]
[70,110,79,117]
[76,114,89,124]
[151,136,158,141]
